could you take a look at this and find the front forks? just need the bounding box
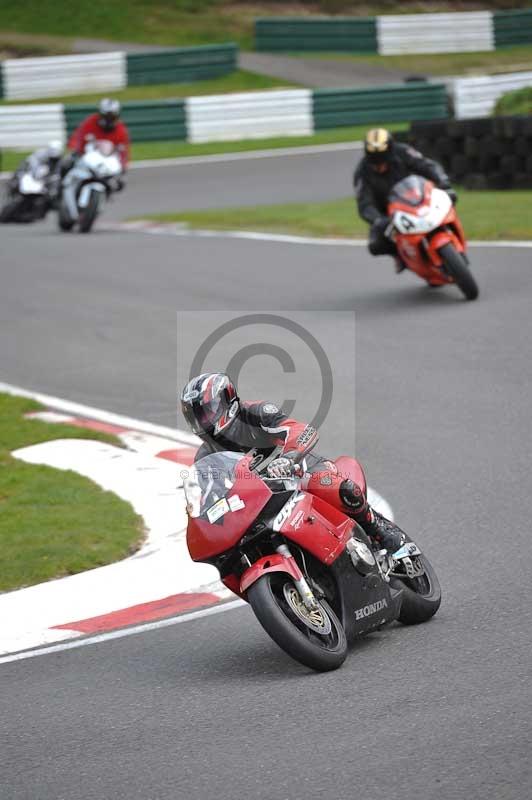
[275,543,319,611]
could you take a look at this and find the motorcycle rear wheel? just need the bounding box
[247,573,347,672]
[439,242,479,301]
[391,553,441,625]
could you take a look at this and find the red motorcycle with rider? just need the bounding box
[182,373,441,672]
[355,128,478,301]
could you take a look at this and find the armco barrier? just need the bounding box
[453,71,532,119]
[186,89,313,143]
[377,12,493,55]
[65,100,187,143]
[313,83,448,129]
[0,44,237,102]
[255,8,532,54]
[0,83,456,150]
[2,52,126,101]
[494,9,532,47]
[0,104,65,149]
[255,17,377,52]
[126,44,237,86]
[409,115,532,189]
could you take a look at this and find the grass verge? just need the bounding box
[0,70,298,106]
[494,86,532,115]
[0,122,408,173]
[1,2,532,54]
[139,190,532,241]
[0,393,143,593]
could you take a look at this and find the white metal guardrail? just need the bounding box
[186,89,313,143]
[0,104,65,148]
[453,70,532,118]
[2,52,127,101]
[377,11,495,55]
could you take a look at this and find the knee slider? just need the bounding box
[339,479,365,511]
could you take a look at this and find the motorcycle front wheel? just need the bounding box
[247,573,347,672]
[79,191,100,233]
[439,243,479,301]
[0,195,25,223]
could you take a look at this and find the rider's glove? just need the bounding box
[110,176,125,192]
[447,188,458,205]
[267,457,294,479]
[375,215,393,239]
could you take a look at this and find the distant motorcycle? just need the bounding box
[0,161,53,223]
[58,139,123,233]
[386,174,479,301]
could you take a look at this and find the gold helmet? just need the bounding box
[364,128,393,165]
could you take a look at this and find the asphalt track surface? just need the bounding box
[2,151,532,800]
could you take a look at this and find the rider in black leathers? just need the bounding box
[181,372,407,554]
[354,128,455,270]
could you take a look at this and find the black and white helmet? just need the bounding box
[181,373,239,439]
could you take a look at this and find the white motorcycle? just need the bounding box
[0,161,52,223]
[58,139,123,233]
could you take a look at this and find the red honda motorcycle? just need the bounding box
[185,451,441,672]
[386,174,478,301]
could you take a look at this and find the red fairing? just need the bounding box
[67,113,130,168]
[276,491,353,566]
[240,553,303,594]
[186,458,272,561]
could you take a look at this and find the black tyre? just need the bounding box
[0,195,25,223]
[79,191,100,233]
[439,242,479,301]
[58,203,74,232]
[247,573,347,672]
[391,553,441,626]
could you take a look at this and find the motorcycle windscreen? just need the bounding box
[185,452,272,561]
[388,174,430,208]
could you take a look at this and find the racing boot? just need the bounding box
[339,480,405,553]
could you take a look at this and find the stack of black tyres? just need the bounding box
[408,116,532,189]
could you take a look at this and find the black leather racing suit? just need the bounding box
[195,400,318,471]
[354,142,452,258]
[194,401,380,537]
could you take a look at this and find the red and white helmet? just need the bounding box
[181,373,239,439]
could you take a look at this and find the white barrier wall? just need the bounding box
[0,104,65,148]
[3,52,126,101]
[453,71,532,118]
[186,89,313,143]
[377,11,494,55]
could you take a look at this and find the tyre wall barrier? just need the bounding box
[256,9,532,54]
[0,45,237,102]
[409,115,532,189]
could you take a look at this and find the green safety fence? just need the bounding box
[255,17,377,53]
[313,83,449,130]
[64,99,187,143]
[493,9,532,48]
[126,44,237,86]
